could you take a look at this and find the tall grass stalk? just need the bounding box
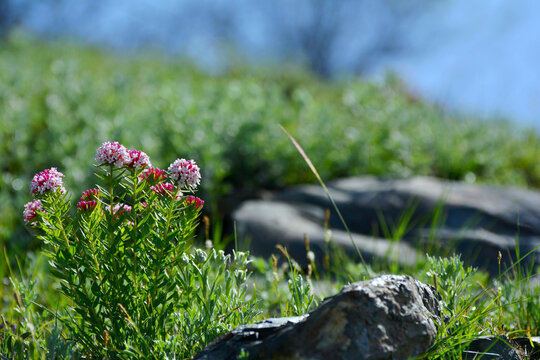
[280,124,370,277]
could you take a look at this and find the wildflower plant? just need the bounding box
[23,141,255,358]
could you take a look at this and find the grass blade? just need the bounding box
[279,124,370,277]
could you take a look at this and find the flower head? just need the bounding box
[81,188,100,201]
[194,248,207,264]
[185,196,204,209]
[95,141,130,168]
[127,149,152,169]
[23,199,43,225]
[168,159,201,189]
[30,167,65,195]
[105,203,132,217]
[150,182,175,196]
[77,200,97,212]
[139,167,167,184]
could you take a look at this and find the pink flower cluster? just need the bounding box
[168,159,201,189]
[105,203,132,216]
[185,196,204,209]
[95,141,152,169]
[77,200,97,211]
[77,188,100,212]
[24,167,65,224]
[150,183,175,196]
[139,167,167,183]
[30,168,65,195]
[24,144,204,227]
[95,142,131,168]
[127,150,152,169]
[23,199,43,225]
[81,188,100,201]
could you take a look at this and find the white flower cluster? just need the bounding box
[127,150,152,169]
[95,141,131,168]
[105,203,132,215]
[167,158,201,189]
[30,167,66,195]
[23,199,42,224]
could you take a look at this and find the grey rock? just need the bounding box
[513,336,540,359]
[194,316,307,359]
[235,200,421,268]
[194,274,441,360]
[463,335,521,360]
[233,176,540,275]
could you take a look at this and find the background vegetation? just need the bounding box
[3,32,540,251]
[0,32,539,358]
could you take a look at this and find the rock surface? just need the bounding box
[233,176,540,275]
[463,335,521,360]
[513,336,540,359]
[194,275,441,360]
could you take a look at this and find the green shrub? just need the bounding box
[16,142,256,358]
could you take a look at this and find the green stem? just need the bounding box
[52,199,106,339]
[87,224,110,334]
[107,165,122,344]
[131,170,140,294]
[150,191,177,336]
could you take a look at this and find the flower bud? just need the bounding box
[194,248,207,264]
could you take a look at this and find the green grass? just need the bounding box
[2,182,539,358]
[2,230,538,358]
[0,31,539,358]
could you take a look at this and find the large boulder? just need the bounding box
[233,176,540,275]
[194,275,442,360]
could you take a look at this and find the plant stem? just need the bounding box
[51,198,107,346]
[107,165,122,346]
[131,170,140,295]
[151,190,178,337]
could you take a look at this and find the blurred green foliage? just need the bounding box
[2,31,540,251]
